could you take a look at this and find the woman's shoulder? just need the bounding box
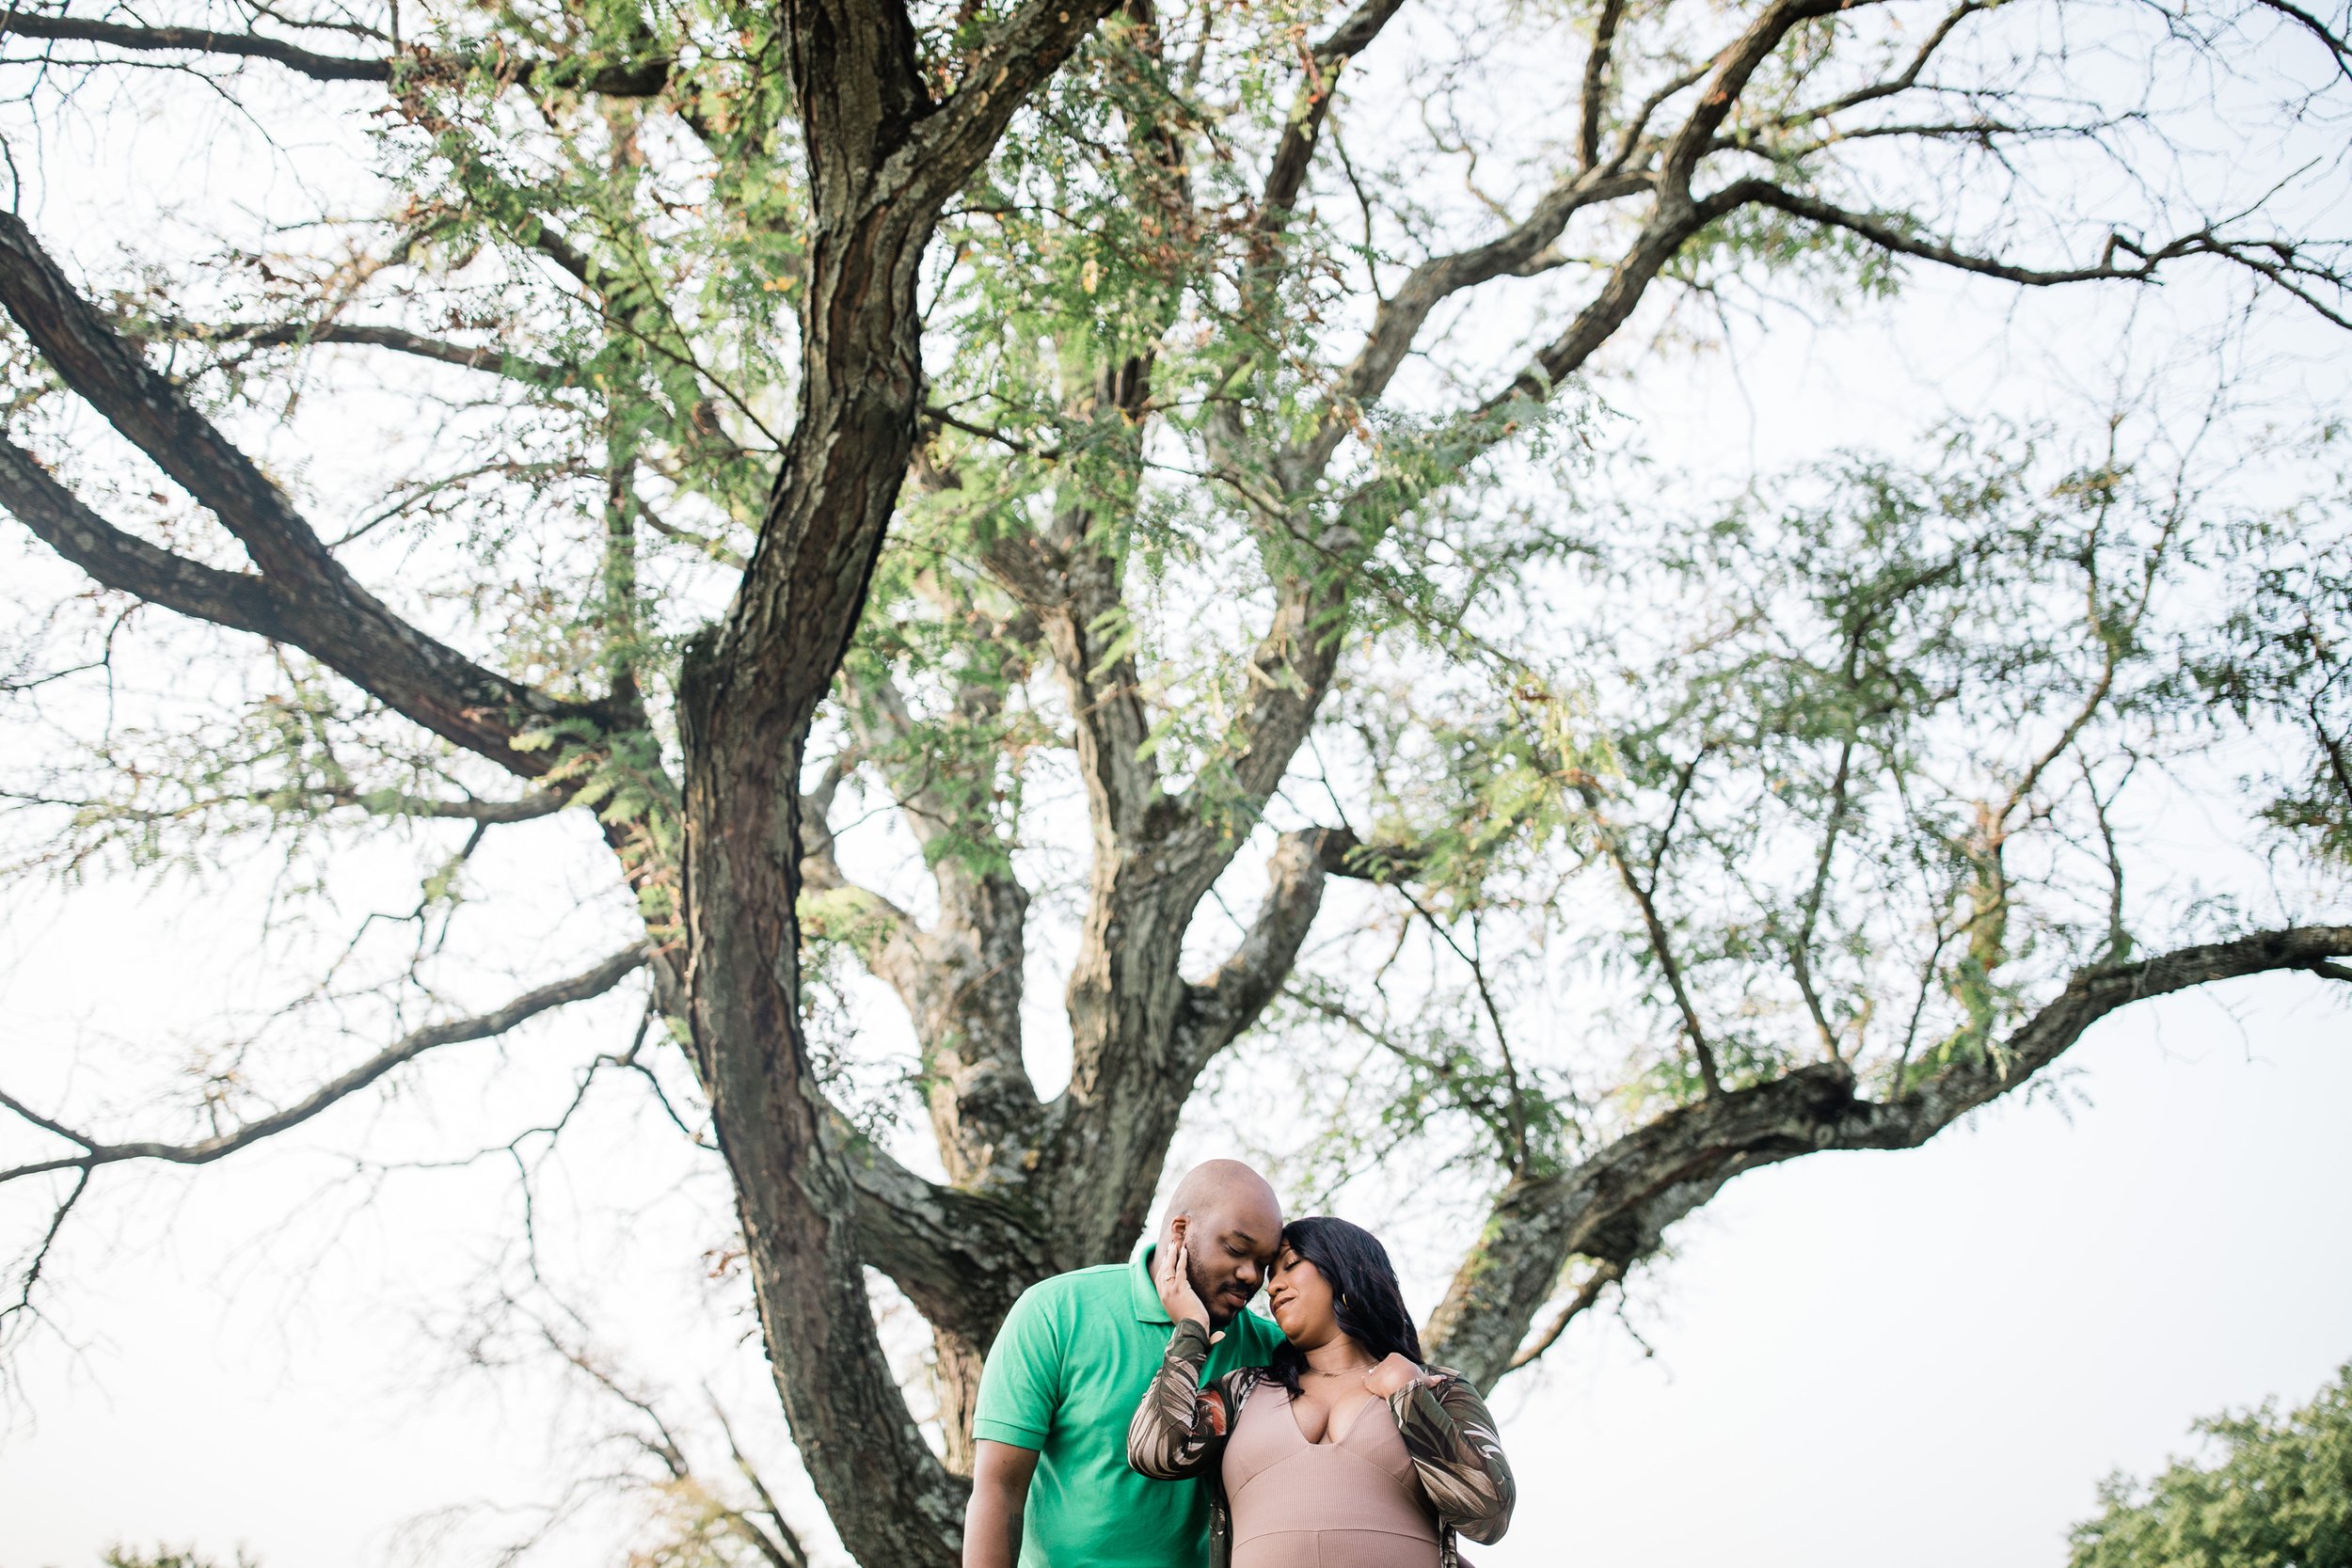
[1208,1363,1276,1408]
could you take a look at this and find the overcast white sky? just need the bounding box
[3,13,2349,1568]
[5,945,2347,1568]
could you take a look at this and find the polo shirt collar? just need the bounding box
[1131,1243,1172,1324]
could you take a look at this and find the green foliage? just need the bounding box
[1288,420,2331,1167]
[2069,1363,2352,1568]
[2185,437,2352,869]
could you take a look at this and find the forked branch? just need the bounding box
[0,213,621,771]
[1176,827,1347,1069]
[1428,925,2352,1386]
[0,944,649,1185]
[1722,181,2352,327]
[0,8,674,93]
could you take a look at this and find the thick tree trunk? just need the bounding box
[671,35,974,1532]
[682,696,966,1568]
[668,7,1132,1561]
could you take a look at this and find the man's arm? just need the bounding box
[963,1438,1041,1568]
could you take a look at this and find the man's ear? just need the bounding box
[1169,1214,1188,1248]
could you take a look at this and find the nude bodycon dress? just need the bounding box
[1221,1383,1441,1568]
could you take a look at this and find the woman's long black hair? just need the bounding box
[1269,1215,1423,1396]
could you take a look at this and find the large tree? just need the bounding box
[1,0,2348,1560]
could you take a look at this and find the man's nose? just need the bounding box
[1237,1258,1264,1286]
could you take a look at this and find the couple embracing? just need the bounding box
[963,1160,1516,1568]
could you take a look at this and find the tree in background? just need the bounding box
[0,0,2348,1560]
[2070,1363,2352,1568]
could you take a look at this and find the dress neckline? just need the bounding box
[1273,1379,1387,1449]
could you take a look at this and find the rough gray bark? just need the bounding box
[665,0,1127,1558]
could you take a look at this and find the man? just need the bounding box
[963,1160,1285,1568]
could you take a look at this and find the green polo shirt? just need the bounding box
[973,1246,1282,1568]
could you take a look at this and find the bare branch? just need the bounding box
[2245,0,2352,80]
[1577,0,1628,170]
[710,1395,812,1568]
[1578,773,1724,1097]
[1310,0,1900,464]
[1176,827,1343,1068]
[0,434,289,638]
[0,944,649,1185]
[1760,0,1989,135]
[0,1164,89,1335]
[1506,1258,1625,1370]
[157,318,572,383]
[0,212,623,772]
[1721,180,2352,328]
[0,8,674,93]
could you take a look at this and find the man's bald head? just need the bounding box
[1159,1160,1283,1324]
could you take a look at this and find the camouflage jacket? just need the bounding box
[1126,1318,1517,1568]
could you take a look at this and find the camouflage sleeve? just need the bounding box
[1126,1318,1235,1481]
[1391,1372,1518,1544]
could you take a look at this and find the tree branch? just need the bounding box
[1656,0,1887,194]
[1426,924,2352,1388]
[980,489,1170,847]
[1255,0,1412,238]
[910,0,1128,207]
[1579,774,1724,1096]
[844,1147,1058,1348]
[1577,0,1628,170]
[1505,1258,1625,1371]
[832,663,1045,1186]
[1756,0,1988,135]
[156,318,572,383]
[1721,180,2352,327]
[1296,167,1653,473]
[2247,0,2352,81]
[1,779,571,829]
[0,212,620,773]
[0,943,650,1185]
[0,8,673,93]
[0,435,289,638]
[1292,0,1853,476]
[1175,827,1344,1069]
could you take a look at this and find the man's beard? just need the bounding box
[1191,1259,1250,1325]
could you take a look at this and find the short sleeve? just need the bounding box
[972,1282,1063,1449]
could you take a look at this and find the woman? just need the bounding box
[1129,1215,1516,1568]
